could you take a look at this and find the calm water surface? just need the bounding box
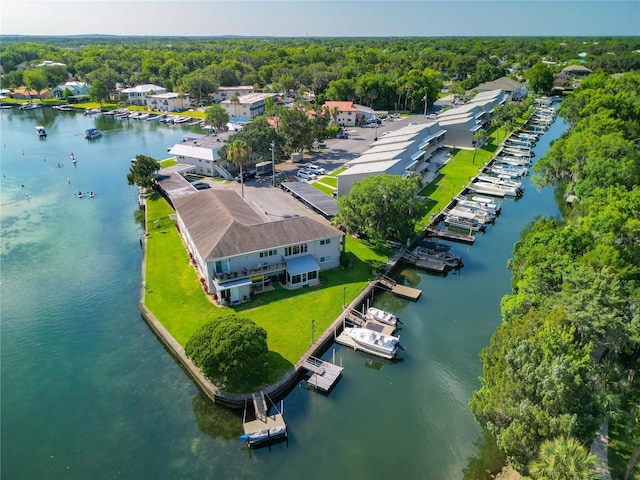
[0,107,565,479]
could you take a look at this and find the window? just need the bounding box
[284,244,307,256]
[308,271,317,280]
[291,274,301,284]
[319,256,330,263]
[320,238,331,245]
[259,249,277,258]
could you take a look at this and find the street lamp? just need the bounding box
[311,319,315,345]
[423,94,428,116]
[264,361,269,385]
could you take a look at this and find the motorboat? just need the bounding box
[447,205,495,224]
[457,196,501,215]
[366,307,399,326]
[19,103,41,110]
[443,214,486,232]
[343,327,400,357]
[470,181,522,198]
[239,425,287,446]
[85,128,102,139]
[35,125,47,137]
[412,246,463,269]
[53,105,74,111]
[0,104,14,109]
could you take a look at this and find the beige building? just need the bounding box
[220,92,277,119]
[146,92,192,112]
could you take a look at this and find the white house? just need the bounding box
[172,189,344,305]
[168,134,235,179]
[322,101,365,126]
[146,92,192,112]
[213,86,255,103]
[220,92,277,120]
[120,84,166,106]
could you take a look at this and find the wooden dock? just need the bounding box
[302,356,344,392]
[425,225,475,244]
[376,276,422,301]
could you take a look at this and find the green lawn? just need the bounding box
[319,176,337,188]
[144,193,384,388]
[312,181,335,196]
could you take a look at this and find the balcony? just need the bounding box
[213,261,287,284]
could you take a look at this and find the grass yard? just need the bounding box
[312,181,335,196]
[144,193,385,388]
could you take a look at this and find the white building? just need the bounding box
[120,84,166,106]
[220,92,277,119]
[146,92,192,112]
[168,134,235,179]
[213,86,255,103]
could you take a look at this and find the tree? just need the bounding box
[332,174,425,245]
[89,79,109,107]
[126,155,160,190]
[185,315,268,388]
[529,436,600,480]
[525,62,555,95]
[23,68,48,99]
[226,140,251,198]
[472,129,489,164]
[278,107,315,154]
[204,104,229,133]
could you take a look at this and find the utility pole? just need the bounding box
[270,141,276,187]
[423,93,428,116]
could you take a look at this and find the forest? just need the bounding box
[1,36,640,112]
[470,71,640,478]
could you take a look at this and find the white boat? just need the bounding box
[444,215,486,232]
[470,181,521,197]
[447,205,495,224]
[412,246,463,269]
[84,108,101,115]
[477,173,522,190]
[85,128,102,139]
[344,327,400,357]
[366,307,398,326]
[19,103,41,110]
[136,113,150,120]
[489,164,527,178]
[35,125,47,137]
[458,196,501,214]
[0,104,14,109]
[53,104,74,111]
[173,116,190,124]
[239,425,287,445]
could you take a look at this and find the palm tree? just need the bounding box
[529,436,601,480]
[227,140,251,198]
[472,129,489,164]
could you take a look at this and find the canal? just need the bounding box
[0,106,565,479]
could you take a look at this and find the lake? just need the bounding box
[0,106,565,479]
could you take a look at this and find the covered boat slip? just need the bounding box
[241,391,287,448]
[280,181,339,219]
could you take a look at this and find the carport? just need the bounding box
[280,182,339,219]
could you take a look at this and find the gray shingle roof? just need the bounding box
[173,190,343,261]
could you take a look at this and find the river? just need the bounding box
[0,106,565,479]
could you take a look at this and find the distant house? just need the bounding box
[52,81,90,100]
[11,88,52,100]
[220,92,277,120]
[172,189,344,305]
[474,76,527,101]
[322,101,364,127]
[561,65,592,77]
[120,84,166,106]
[146,92,192,112]
[37,60,67,67]
[213,86,255,103]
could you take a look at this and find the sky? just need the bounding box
[1,0,638,37]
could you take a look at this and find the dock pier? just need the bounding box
[302,356,344,392]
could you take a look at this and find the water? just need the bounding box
[0,107,566,479]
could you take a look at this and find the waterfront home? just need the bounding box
[52,81,90,101]
[220,92,277,120]
[120,84,167,106]
[146,92,193,112]
[168,133,236,179]
[172,189,344,305]
[212,86,255,103]
[474,76,527,101]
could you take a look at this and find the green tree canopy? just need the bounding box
[525,62,555,95]
[89,79,109,106]
[332,174,424,245]
[529,436,600,480]
[185,315,268,388]
[126,155,160,190]
[204,104,229,133]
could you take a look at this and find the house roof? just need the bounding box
[562,65,592,73]
[173,190,342,261]
[475,77,522,93]
[121,84,166,94]
[323,101,359,112]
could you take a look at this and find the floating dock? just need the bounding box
[375,276,422,301]
[302,356,343,392]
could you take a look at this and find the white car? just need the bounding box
[297,169,317,180]
[306,164,326,175]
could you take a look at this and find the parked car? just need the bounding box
[235,170,257,183]
[297,169,317,180]
[305,164,326,175]
[337,131,348,139]
[192,182,211,190]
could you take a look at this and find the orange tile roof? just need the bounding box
[323,101,358,112]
